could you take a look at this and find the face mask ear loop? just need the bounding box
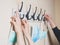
[42,10,46,45]
[44,18,52,45]
[8,8,14,39]
[8,25,12,39]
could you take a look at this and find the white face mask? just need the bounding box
[32,24,47,42]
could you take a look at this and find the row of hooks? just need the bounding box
[18,1,46,21]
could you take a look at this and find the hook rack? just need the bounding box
[18,1,46,21]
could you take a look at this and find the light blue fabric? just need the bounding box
[8,30,17,44]
[39,31,47,40]
[32,25,47,42]
[32,25,40,42]
[8,25,47,43]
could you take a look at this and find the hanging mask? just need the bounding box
[32,25,40,42]
[8,27,17,44]
[32,25,47,42]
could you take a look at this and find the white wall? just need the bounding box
[0,0,18,45]
[55,0,60,29]
[0,0,55,45]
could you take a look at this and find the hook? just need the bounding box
[37,9,42,21]
[20,14,24,19]
[26,5,31,20]
[19,1,23,12]
[41,10,46,21]
[43,10,46,21]
[31,7,37,20]
[18,1,24,19]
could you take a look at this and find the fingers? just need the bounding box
[44,14,53,22]
[22,20,29,27]
[11,11,21,22]
[44,14,51,18]
[10,19,16,26]
[22,20,26,25]
[10,12,20,26]
[15,11,20,20]
[21,20,30,36]
[44,14,50,19]
[11,16,17,22]
[10,16,17,26]
[44,14,48,17]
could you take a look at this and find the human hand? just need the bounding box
[10,11,22,34]
[21,20,30,37]
[44,14,52,22]
[22,20,35,45]
[44,14,56,28]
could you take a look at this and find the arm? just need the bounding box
[22,20,35,45]
[26,35,35,45]
[16,31,25,45]
[10,11,25,45]
[52,27,60,42]
[44,14,60,42]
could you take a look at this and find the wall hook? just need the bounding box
[26,5,31,20]
[41,10,46,21]
[37,9,42,21]
[19,1,23,12]
[31,7,37,20]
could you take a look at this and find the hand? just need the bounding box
[44,14,56,28]
[22,20,35,45]
[22,20,30,37]
[44,14,52,22]
[10,11,22,33]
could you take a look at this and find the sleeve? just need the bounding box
[52,27,60,42]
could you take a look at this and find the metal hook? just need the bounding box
[32,7,37,20]
[26,5,31,20]
[41,10,46,21]
[19,1,23,12]
[37,9,42,21]
[43,10,46,21]
[20,14,24,19]
[18,1,24,19]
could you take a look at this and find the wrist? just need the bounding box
[15,27,22,33]
[49,20,56,28]
[16,30,23,35]
[25,34,31,39]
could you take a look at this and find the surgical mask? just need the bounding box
[8,27,17,44]
[8,24,47,44]
[32,25,47,42]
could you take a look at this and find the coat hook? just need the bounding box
[43,10,46,21]
[37,8,42,21]
[41,10,46,21]
[26,5,31,20]
[19,1,24,19]
[19,1,23,12]
[20,14,24,19]
[32,7,37,20]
